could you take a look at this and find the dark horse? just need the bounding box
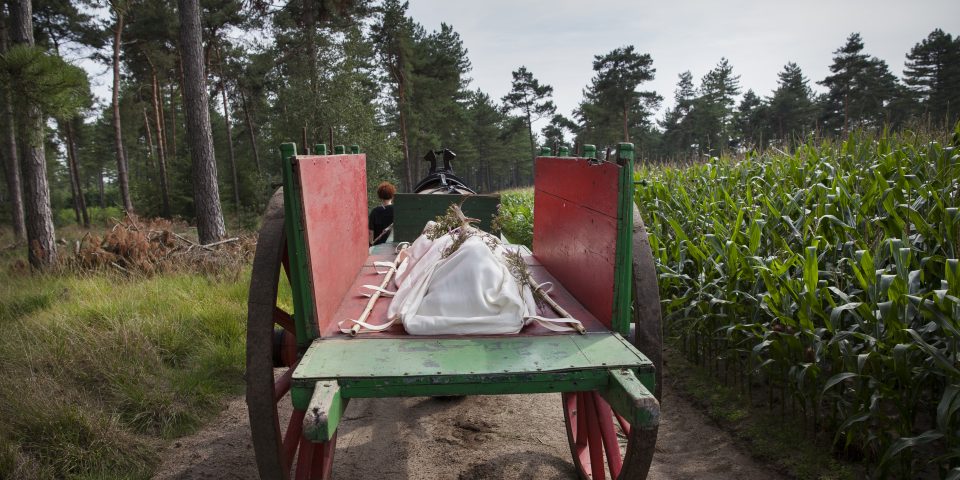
[412,148,475,194]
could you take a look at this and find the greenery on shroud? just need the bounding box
[635,126,960,478]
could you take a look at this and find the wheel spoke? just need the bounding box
[583,393,605,480]
[594,393,623,479]
[613,411,631,437]
[294,434,315,480]
[576,392,588,454]
[274,361,299,402]
[282,409,306,474]
[282,249,292,282]
[274,307,296,333]
[309,434,337,480]
[321,434,337,477]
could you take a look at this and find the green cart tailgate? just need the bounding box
[291,333,654,401]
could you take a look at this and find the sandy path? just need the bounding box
[154,365,785,480]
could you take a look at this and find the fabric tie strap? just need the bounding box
[359,285,396,297]
[338,316,400,334]
[523,315,585,333]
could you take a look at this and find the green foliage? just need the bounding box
[904,28,960,127]
[55,206,125,228]
[494,188,533,248]
[0,45,90,120]
[635,128,960,477]
[0,267,248,479]
[576,45,661,150]
[819,33,900,134]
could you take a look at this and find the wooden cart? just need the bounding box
[246,142,663,479]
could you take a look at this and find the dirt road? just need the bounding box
[154,364,785,480]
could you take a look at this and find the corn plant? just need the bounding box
[635,126,960,478]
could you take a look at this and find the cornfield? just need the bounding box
[635,127,960,478]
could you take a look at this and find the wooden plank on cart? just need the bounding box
[289,333,654,405]
[303,381,346,442]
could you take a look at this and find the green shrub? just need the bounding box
[495,188,534,248]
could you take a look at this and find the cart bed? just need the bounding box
[322,243,610,338]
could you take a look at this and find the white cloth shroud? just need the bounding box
[340,221,583,335]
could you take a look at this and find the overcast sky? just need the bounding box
[407,0,960,127]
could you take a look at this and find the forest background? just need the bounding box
[0,0,959,267]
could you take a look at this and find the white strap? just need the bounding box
[373,261,396,275]
[536,281,554,294]
[359,285,396,297]
[338,316,400,334]
[524,315,585,333]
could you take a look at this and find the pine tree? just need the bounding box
[577,46,660,145]
[659,71,696,156]
[819,33,899,134]
[108,0,133,213]
[502,66,555,184]
[735,89,768,150]
[540,114,576,152]
[7,0,57,268]
[407,23,471,181]
[698,57,741,152]
[768,62,815,145]
[904,28,960,126]
[179,0,225,243]
[372,0,416,190]
[0,6,25,241]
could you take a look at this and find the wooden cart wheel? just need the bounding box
[631,205,663,401]
[247,189,336,480]
[561,206,662,480]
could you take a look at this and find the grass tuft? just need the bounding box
[0,253,247,479]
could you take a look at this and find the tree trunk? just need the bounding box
[98,165,105,208]
[169,81,178,162]
[111,10,133,213]
[217,48,241,224]
[239,88,261,174]
[399,89,412,191]
[151,70,171,217]
[0,53,27,243]
[179,0,226,243]
[57,120,90,228]
[142,107,156,167]
[11,0,56,268]
[59,119,81,224]
[220,79,240,223]
[393,67,412,191]
[66,119,89,228]
[0,16,25,241]
[623,102,630,142]
[524,112,534,186]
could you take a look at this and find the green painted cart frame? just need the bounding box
[246,143,663,480]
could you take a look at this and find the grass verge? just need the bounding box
[0,263,248,479]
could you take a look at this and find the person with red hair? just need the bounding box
[368,181,396,245]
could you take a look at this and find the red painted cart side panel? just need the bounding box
[534,157,620,217]
[297,154,369,338]
[533,157,621,329]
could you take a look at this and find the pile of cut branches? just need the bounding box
[65,216,254,277]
